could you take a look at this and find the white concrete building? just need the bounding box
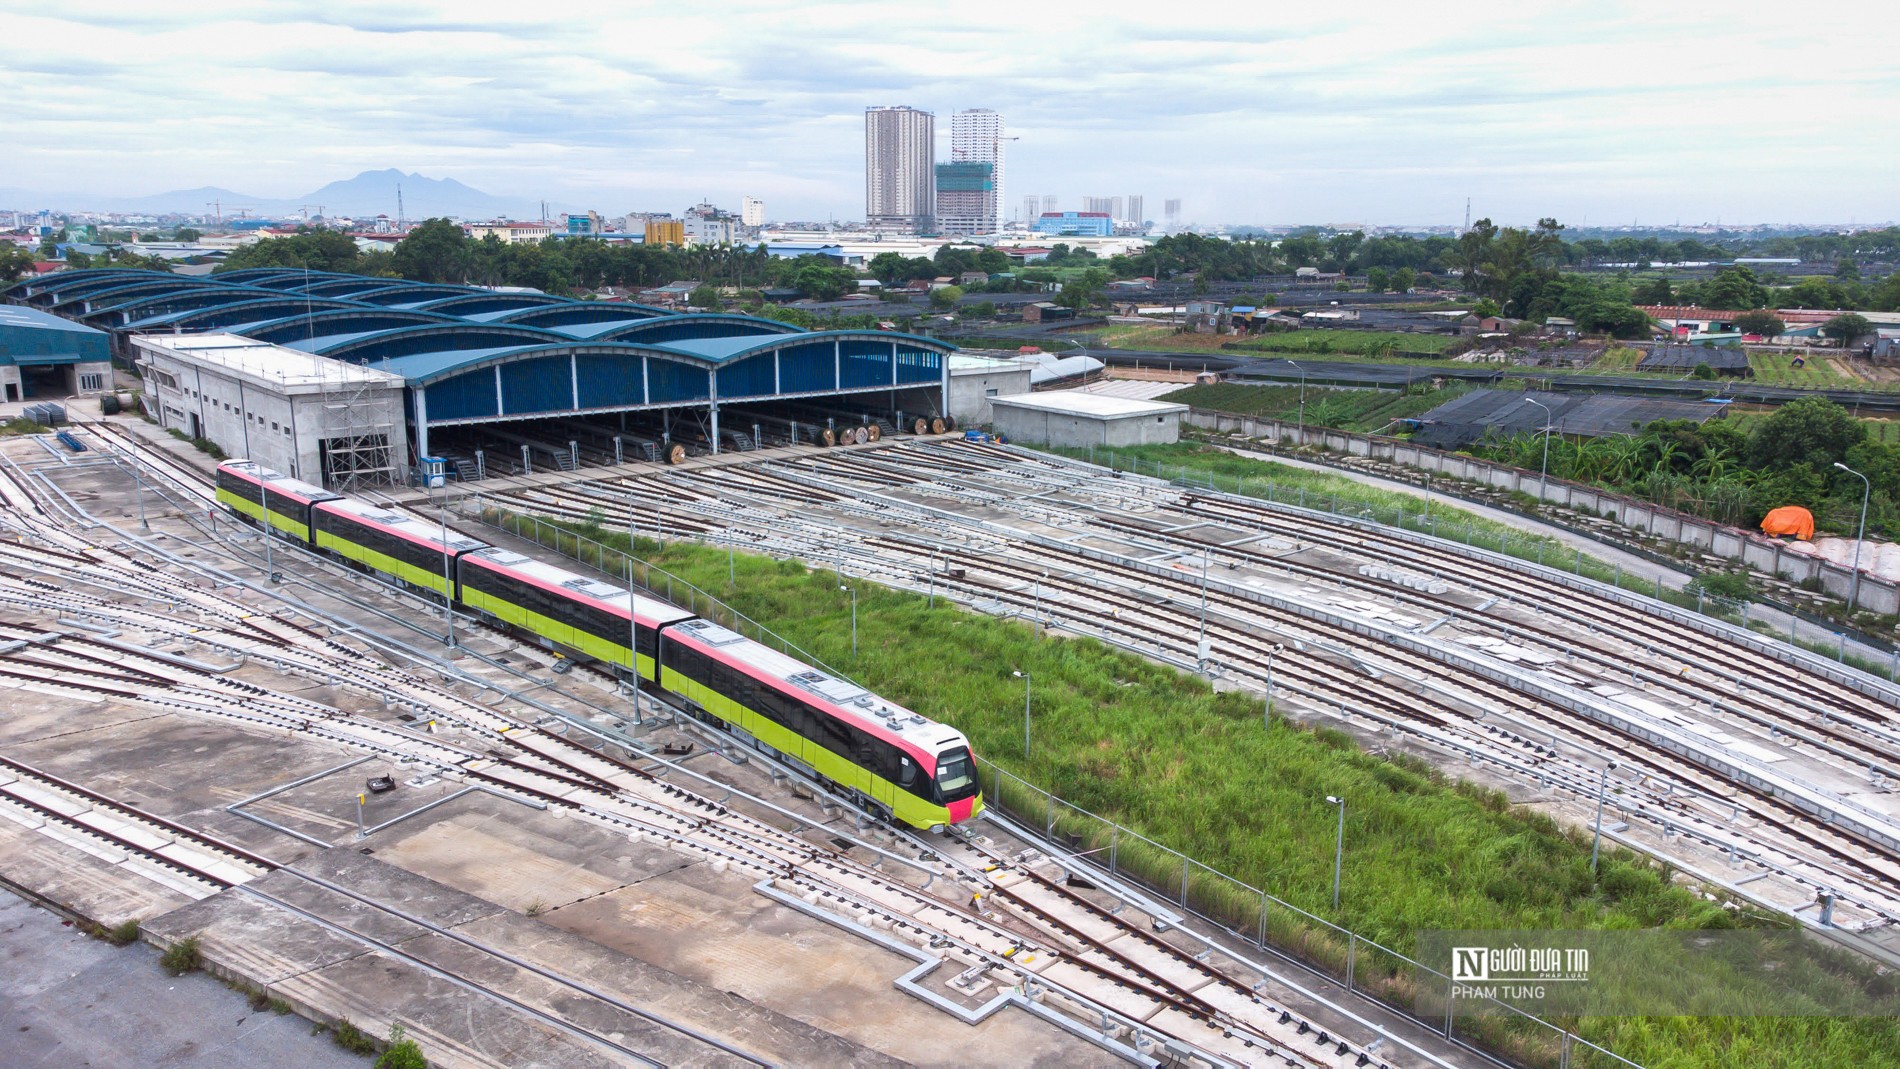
[741,196,765,227]
[946,352,1034,425]
[988,391,1186,448]
[131,333,408,488]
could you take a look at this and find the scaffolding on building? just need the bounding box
[298,267,398,491]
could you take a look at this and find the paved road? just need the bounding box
[0,887,367,1069]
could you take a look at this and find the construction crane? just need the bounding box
[205,200,222,226]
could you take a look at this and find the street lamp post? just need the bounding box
[839,580,857,657]
[1286,359,1307,445]
[1592,761,1619,876]
[624,500,645,723]
[1013,670,1032,759]
[1523,395,1553,497]
[1196,546,1210,666]
[1264,643,1283,730]
[1834,462,1871,611]
[129,429,149,531]
[1325,795,1345,909]
[439,504,455,648]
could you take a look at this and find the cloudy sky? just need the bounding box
[4,0,1896,226]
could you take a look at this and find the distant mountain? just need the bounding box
[1,169,536,221]
[0,184,272,215]
[297,169,529,220]
[122,185,275,214]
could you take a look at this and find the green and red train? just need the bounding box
[216,460,982,830]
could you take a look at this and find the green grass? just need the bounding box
[1158,382,1471,432]
[497,507,1900,1069]
[1229,328,1462,355]
[1,417,50,436]
[1098,324,1477,367]
[1726,409,1900,446]
[1863,418,1900,445]
[1589,347,1646,372]
[1745,352,1897,391]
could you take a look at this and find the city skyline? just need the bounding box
[2,2,1896,226]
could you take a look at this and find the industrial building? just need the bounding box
[5,268,959,488]
[137,333,408,486]
[1033,212,1114,238]
[946,353,1034,425]
[0,304,115,402]
[987,392,1186,448]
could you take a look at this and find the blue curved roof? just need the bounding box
[9,270,959,429]
[494,301,667,328]
[587,313,800,344]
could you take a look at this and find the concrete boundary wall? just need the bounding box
[1186,410,1900,617]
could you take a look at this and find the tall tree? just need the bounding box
[1732,310,1786,338]
[1699,266,1768,310]
[1822,312,1871,349]
[390,218,471,283]
[0,245,34,282]
[1746,397,1866,471]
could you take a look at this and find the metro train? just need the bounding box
[214,460,983,830]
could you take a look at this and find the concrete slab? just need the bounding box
[543,853,1101,1067]
[0,886,365,1069]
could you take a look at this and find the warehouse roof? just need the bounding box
[0,303,108,336]
[137,333,405,390]
[989,391,1188,419]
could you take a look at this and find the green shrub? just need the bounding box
[159,936,202,975]
[331,1018,377,1055]
[1690,572,1755,600]
[106,918,141,946]
[376,1023,427,1069]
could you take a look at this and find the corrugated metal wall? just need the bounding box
[775,342,836,393]
[715,353,777,400]
[647,359,710,403]
[575,353,645,408]
[500,355,574,415]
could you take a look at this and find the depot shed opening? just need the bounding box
[987,391,1187,448]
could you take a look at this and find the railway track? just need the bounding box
[0,428,1429,1068]
[462,437,1900,937]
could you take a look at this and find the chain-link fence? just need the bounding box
[976,759,1643,1069]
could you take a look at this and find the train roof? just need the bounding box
[315,496,489,553]
[667,618,967,754]
[217,460,336,502]
[463,546,696,626]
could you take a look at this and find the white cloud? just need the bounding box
[0,0,1895,223]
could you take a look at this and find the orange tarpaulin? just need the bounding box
[1760,506,1815,541]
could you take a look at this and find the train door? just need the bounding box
[872,754,903,816]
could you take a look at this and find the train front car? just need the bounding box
[456,547,694,683]
[657,618,983,830]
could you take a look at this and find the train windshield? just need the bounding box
[935,747,977,801]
